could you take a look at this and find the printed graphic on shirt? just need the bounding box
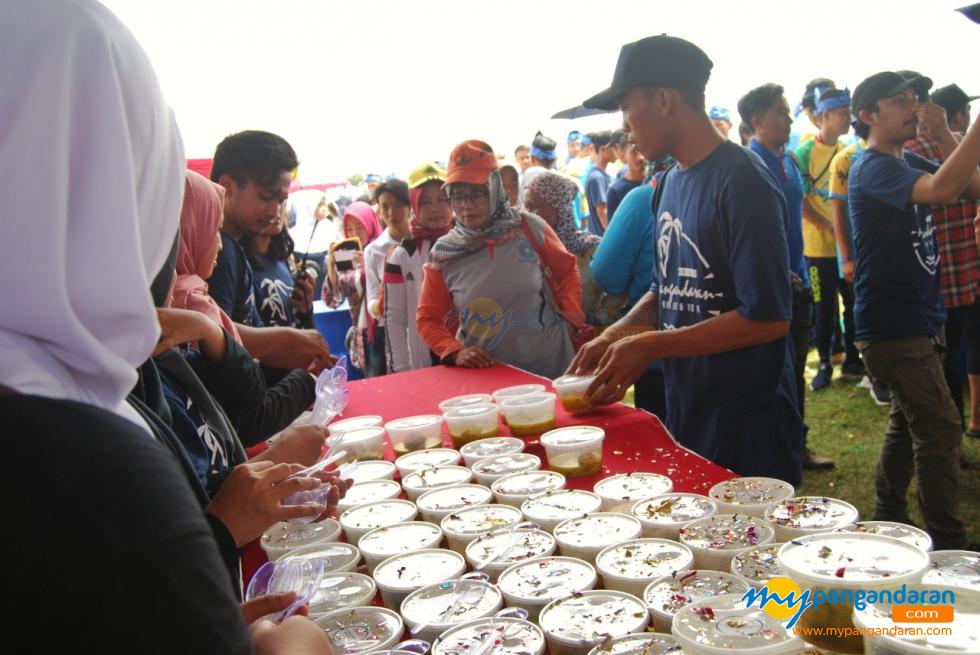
[912,211,939,275]
[517,238,538,263]
[657,210,722,323]
[260,277,292,324]
[187,396,227,473]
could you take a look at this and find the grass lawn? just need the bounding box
[625,351,980,546]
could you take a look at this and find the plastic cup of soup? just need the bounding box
[497,555,598,621]
[708,477,795,518]
[594,472,673,513]
[401,465,473,501]
[465,528,557,581]
[923,550,980,591]
[521,489,603,533]
[500,393,558,436]
[336,479,402,513]
[471,453,541,487]
[553,513,643,564]
[764,495,859,542]
[539,426,605,478]
[439,394,494,412]
[443,404,500,448]
[595,538,695,597]
[400,577,503,643]
[492,384,546,404]
[730,542,787,589]
[440,504,524,553]
[631,493,718,540]
[394,448,461,478]
[287,541,361,574]
[347,459,396,484]
[415,484,493,524]
[307,571,377,617]
[643,569,752,633]
[327,414,384,436]
[551,374,597,414]
[339,499,418,544]
[586,633,683,655]
[492,470,566,507]
[314,606,404,655]
[372,548,466,611]
[357,521,444,574]
[777,532,931,654]
[261,519,341,561]
[432,616,546,655]
[539,590,649,655]
[326,426,386,462]
[837,520,933,553]
[460,437,525,467]
[679,514,776,572]
[671,593,804,655]
[385,415,445,455]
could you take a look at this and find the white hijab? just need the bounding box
[0,0,185,427]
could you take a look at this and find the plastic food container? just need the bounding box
[357,521,444,573]
[471,453,541,487]
[497,556,598,621]
[328,414,384,435]
[679,514,776,572]
[339,499,418,544]
[521,489,603,533]
[586,633,682,655]
[923,550,980,590]
[595,538,695,597]
[401,466,473,501]
[594,472,673,513]
[372,548,466,611]
[261,519,341,561]
[492,470,566,507]
[764,495,859,542]
[347,459,396,484]
[853,584,980,655]
[315,606,404,655]
[327,426,386,462]
[441,504,524,553]
[551,374,596,414]
[400,577,503,643]
[539,590,649,655]
[708,477,795,518]
[539,426,605,477]
[492,384,546,403]
[671,593,804,655]
[394,448,461,478]
[385,415,445,455]
[415,484,493,524]
[777,532,931,654]
[287,541,361,574]
[432,616,546,655]
[644,569,752,633]
[499,393,557,436]
[465,528,557,581]
[554,513,643,564]
[730,542,787,589]
[439,394,494,412]
[460,437,525,467]
[246,557,325,623]
[631,493,718,540]
[443,404,500,448]
[837,520,933,553]
[336,479,402,513]
[307,572,377,617]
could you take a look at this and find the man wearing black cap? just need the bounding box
[569,35,804,487]
[849,70,980,550]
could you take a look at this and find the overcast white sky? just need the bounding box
[102,0,977,182]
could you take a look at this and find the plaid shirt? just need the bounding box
[905,134,979,308]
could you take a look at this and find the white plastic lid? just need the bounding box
[594,473,673,503]
[492,384,546,401]
[466,529,556,568]
[632,493,717,525]
[672,594,801,654]
[498,556,597,603]
[328,415,384,434]
[443,404,497,420]
[386,414,443,430]
[402,466,472,492]
[439,394,494,411]
[347,460,396,484]
[552,374,595,387]
[539,590,648,644]
[460,437,524,461]
[708,477,795,508]
[332,426,385,444]
[262,519,340,551]
[680,515,775,551]
[522,489,603,521]
[596,538,694,580]
[336,480,402,511]
[764,496,858,531]
[777,533,930,587]
[644,570,753,618]
[358,522,443,559]
[308,572,376,614]
[923,550,980,591]
[554,513,642,550]
[340,499,417,533]
[432,617,545,655]
[401,579,502,629]
[838,520,933,552]
[731,543,787,585]
[492,471,566,497]
[471,453,541,477]
[587,633,682,655]
[442,504,523,537]
[396,448,461,472]
[416,484,494,514]
[315,606,403,655]
[853,585,980,653]
[287,541,361,573]
[373,549,466,591]
[499,393,555,409]
[540,425,605,446]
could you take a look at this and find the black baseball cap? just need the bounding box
[931,84,979,114]
[582,34,713,111]
[852,71,934,115]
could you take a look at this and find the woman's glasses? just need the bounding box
[448,190,489,209]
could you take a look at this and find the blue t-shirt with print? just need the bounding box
[849,149,942,341]
[209,232,263,326]
[585,165,611,236]
[650,141,803,487]
[748,139,808,284]
[252,252,302,328]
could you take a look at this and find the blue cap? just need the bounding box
[365,173,383,184]
[709,106,731,122]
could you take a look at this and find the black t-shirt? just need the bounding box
[0,395,253,654]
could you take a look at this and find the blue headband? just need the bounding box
[709,106,731,122]
[579,134,593,147]
[365,173,383,183]
[567,131,581,143]
[815,87,851,115]
[530,145,557,161]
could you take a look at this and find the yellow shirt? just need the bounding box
[828,140,866,200]
[795,137,844,257]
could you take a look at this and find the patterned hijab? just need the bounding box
[526,171,601,255]
[429,170,524,266]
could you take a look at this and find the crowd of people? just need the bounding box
[2,0,978,651]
